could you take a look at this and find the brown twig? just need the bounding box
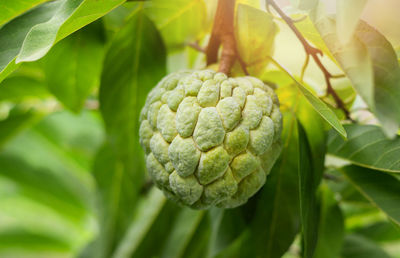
[187,41,206,53]
[206,0,246,75]
[266,0,352,121]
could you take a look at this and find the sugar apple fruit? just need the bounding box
[139,70,282,209]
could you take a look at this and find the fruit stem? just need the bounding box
[206,0,248,75]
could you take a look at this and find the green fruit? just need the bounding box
[139,70,282,209]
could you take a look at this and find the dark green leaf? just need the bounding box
[237,111,300,258]
[314,185,344,258]
[354,221,400,243]
[42,21,105,112]
[328,124,400,173]
[112,188,167,258]
[91,9,166,258]
[160,209,205,258]
[0,0,125,82]
[297,121,319,258]
[0,0,51,27]
[99,7,166,195]
[341,165,400,226]
[341,234,391,258]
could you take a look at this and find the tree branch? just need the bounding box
[266,0,352,120]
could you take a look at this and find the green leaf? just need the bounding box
[93,10,166,257]
[311,5,400,137]
[0,108,41,148]
[354,221,400,243]
[42,21,105,112]
[235,4,278,76]
[112,188,167,258]
[237,111,300,258]
[0,111,102,257]
[314,185,345,258]
[81,143,136,258]
[0,229,71,258]
[145,0,207,49]
[297,121,319,258]
[328,124,400,173]
[0,0,125,83]
[207,209,247,258]
[270,57,347,138]
[0,1,61,82]
[0,0,51,27]
[0,75,49,102]
[341,165,400,226]
[99,8,166,188]
[160,209,205,258]
[295,89,327,185]
[16,0,86,63]
[341,234,391,258]
[336,0,368,44]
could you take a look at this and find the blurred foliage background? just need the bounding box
[0,0,400,258]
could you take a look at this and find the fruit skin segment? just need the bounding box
[139,70,282,209]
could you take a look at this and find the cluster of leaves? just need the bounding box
[0,0,399,258]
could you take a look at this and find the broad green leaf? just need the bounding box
[207,209,247,258]
[341,234,391,258]
[235,4,278,76]
[0,75,49,102]
[81,143,137,258]
[160,209,205,258]
[311,5,400,137]
[94,10,166,257]
[314,185,344,258]
[0,0,125,83]
[0,229,71,258]
[297,121,319,258]
[99,8,166,193]
[354,221,400,243]
[0,111,102,257]
[341,165,400,226]
[0,1,62,82]
[0,108,41,148]
[112,188,166,258]
[270,58,347,138]
[145,0,207,48]
[0,0,51,27]
[16,0,86,63]
[336,0,368,44]
[115,200,202,258]
[328,124,400,173]
[237,111,299,258]
[42,21,105,112]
